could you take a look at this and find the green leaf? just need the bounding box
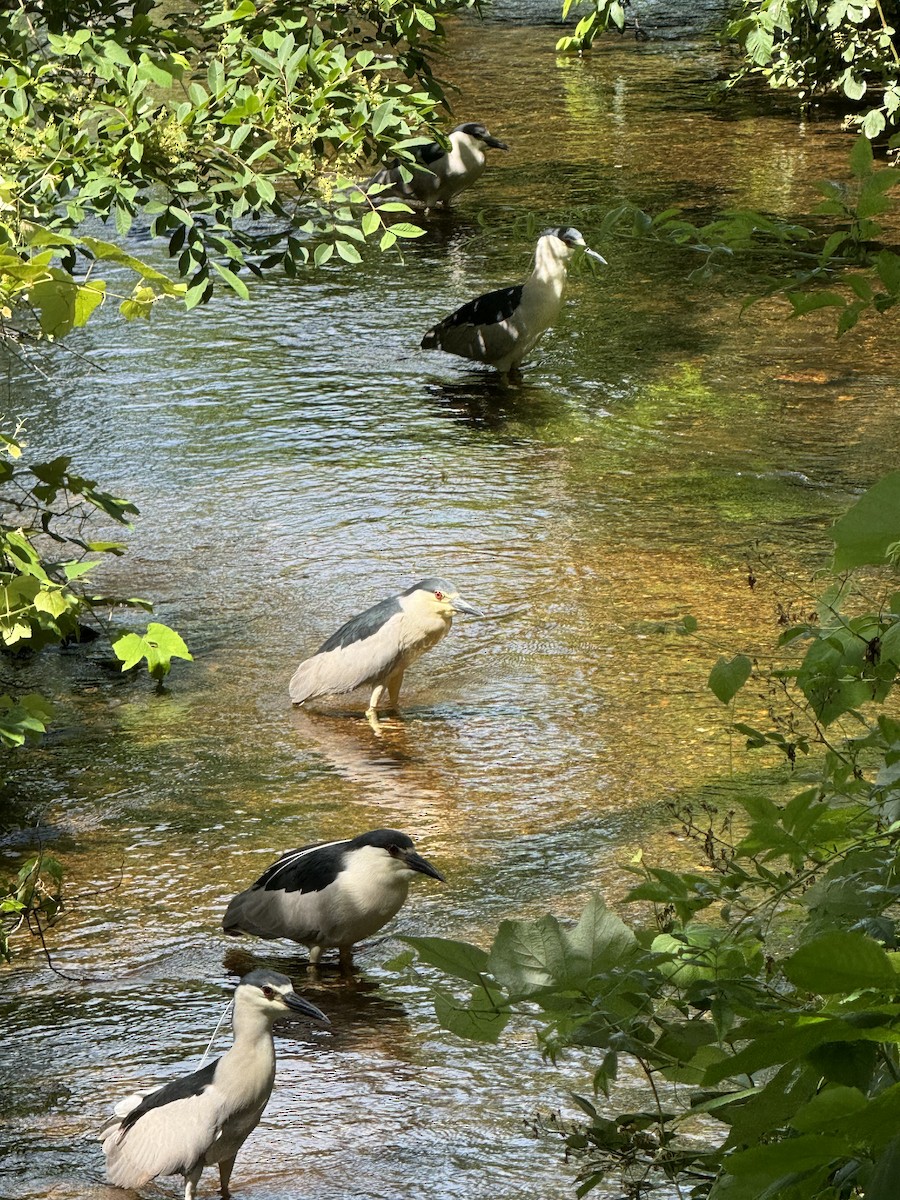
[433,983,510,1043]
[73,281,106,327]
[211,262,249,299]
[403,936,492,985]
[790,1085,867,1132]
[371,101,394,137]
[724,1132,852,1175]
[488,913,568,997]
[565,894,638,978]
[784,932,898,993]
[862,109,887,140]
[389,222,426,238]
[112,622,192,680]
[334,240,362,264]
[868,1134,900,1200]
[708,655,753,704]
[831,472,900,569]
[850,132,874,175]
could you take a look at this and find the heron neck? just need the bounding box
[529,239,571,292]
[231,1003,279,1051]
[221,1006,277,1097]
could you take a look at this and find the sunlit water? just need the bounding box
[3,2,899,1198]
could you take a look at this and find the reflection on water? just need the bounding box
[3,1,900,1198]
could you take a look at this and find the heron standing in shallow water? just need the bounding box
[365,122,509,209]
[288,577,482,725]
[223,828,445,972]
[421,226,606,380]
[99,970,327,1200]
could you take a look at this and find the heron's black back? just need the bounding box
[424,284,523,346]
[315,594,403,654]
[253,840,349,895]
[118,1059,219,1137]
[250,829,414,896]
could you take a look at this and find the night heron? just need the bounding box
[99,970,327,1199]
[223,829,445,971]
[366,122,509,208]
[421,226,606,378]
[288,577,482,721]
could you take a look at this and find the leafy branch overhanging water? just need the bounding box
[400,473,900,1200]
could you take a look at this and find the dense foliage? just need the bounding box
[726,0,900,140]
[558,0,900,141]
[0,426,192,747]
[0,849,62,962]
[398,474,900,1199]
[0,0,471,348]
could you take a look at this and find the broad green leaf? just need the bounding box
[708,654,752,704]
[403,936,491,985]
[433,983,510,1043]
[73,280,106,327]
[790,1085,867,1132]
[32,589,71,618]
[724,1132,852,1175]
[831,472,900,569]
[211,262,249,299]
[488,913,567,997]
[112,622,192,679]
[784,931,898,993]
[565,894,638,978]
[868,1135,900,1200]
[850,132,874,175]
[371,101,394,137]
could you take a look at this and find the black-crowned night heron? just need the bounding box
[223,829,445,971]
[100,970,327,1199]
[288,577,482,720]
[421,226,606,378]
[366,122,509,208]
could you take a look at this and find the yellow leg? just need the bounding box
[219,1157,236,1198]
[387,670,404,709]
[366,684,385,717]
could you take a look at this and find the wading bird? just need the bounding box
[223,829,445,971]
[421,226,606,379]
[288,577,482,721]
[366,122,509,209]
[99,970,328,1200]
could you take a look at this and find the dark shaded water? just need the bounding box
[3,2,899,1198]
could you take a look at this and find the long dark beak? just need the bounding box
[450,595,484,617]
[404,850,446,883]
[584,248,607,264]
[283,992,330,1023]
[483,135,509,151]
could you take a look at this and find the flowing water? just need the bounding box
[3,1,900,1197]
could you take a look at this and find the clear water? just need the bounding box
[3,3,899,1198]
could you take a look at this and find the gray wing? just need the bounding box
[223,840,348,940]
[102,1074,225,1188]
[288,609,406,703]
[223,884,322,942]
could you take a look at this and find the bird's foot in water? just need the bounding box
[365,707,384,736]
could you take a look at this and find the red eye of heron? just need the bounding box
[262,986,275,999]
[434,590,443,600]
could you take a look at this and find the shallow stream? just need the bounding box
[3,1,899,1197]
